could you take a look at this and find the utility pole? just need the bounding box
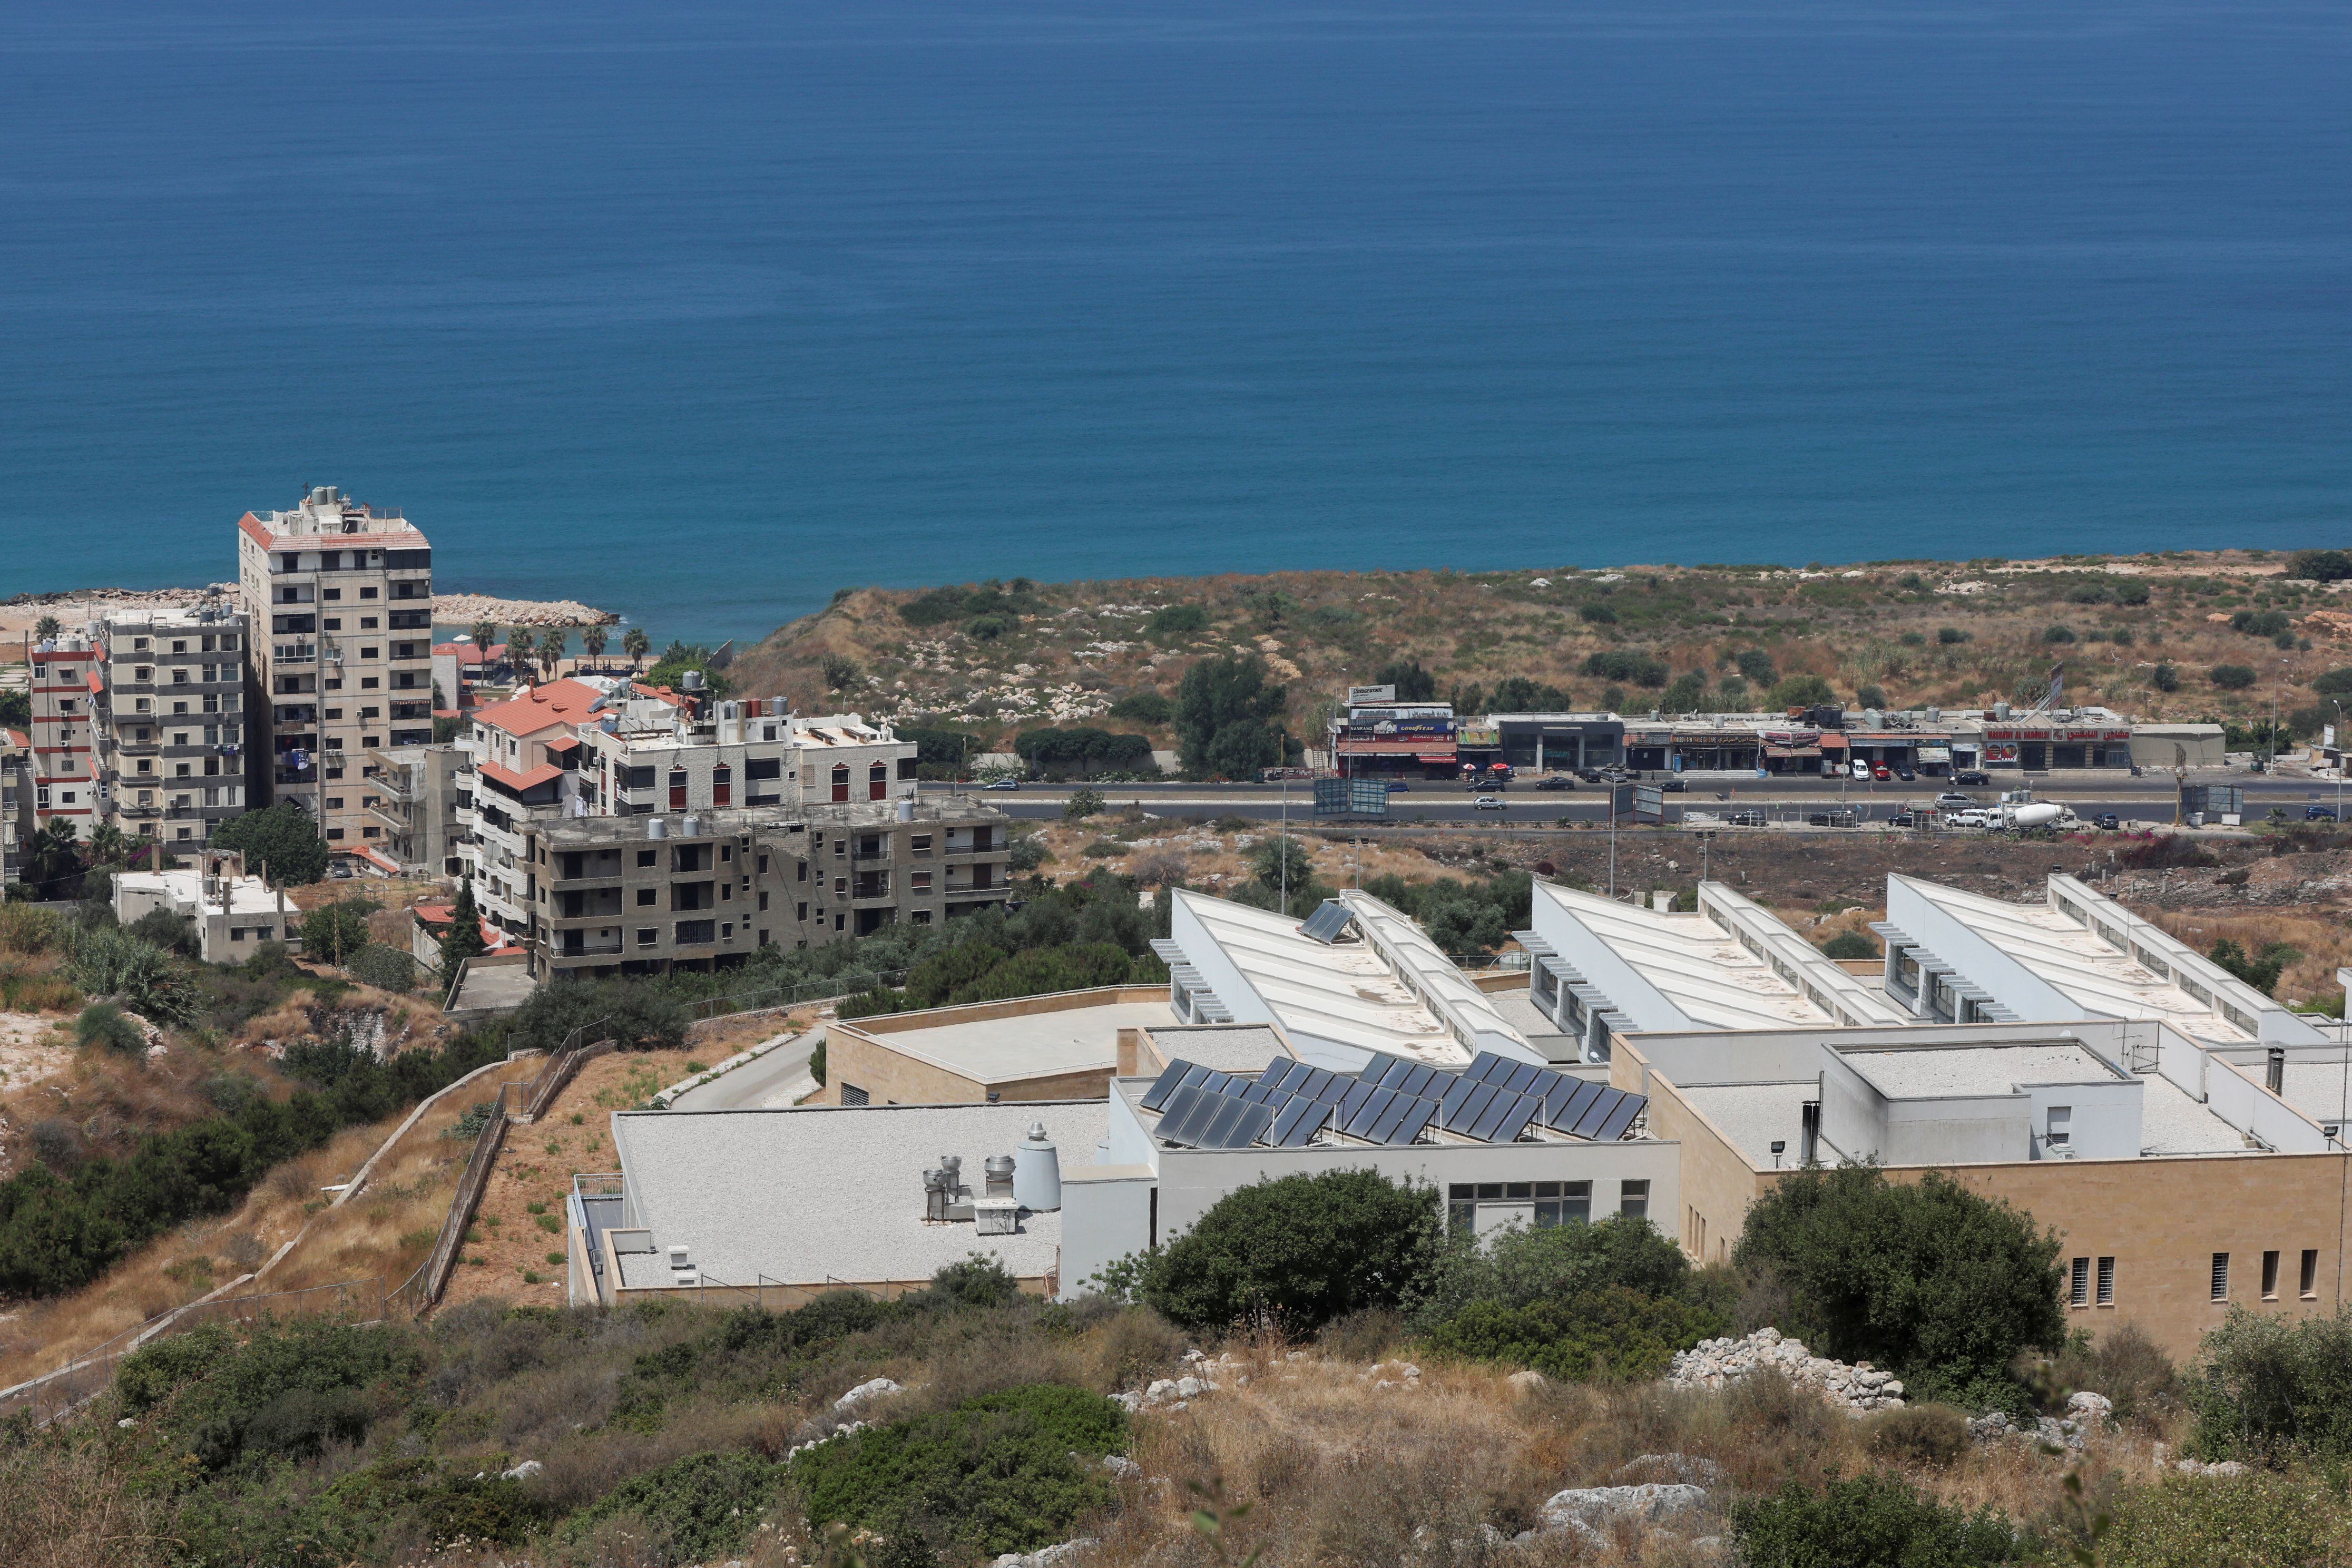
[1278,726,1290,917]
[2334,700,2347,824]
[1608,785,1619,899]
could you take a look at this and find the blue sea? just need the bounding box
[1,1,2347,645]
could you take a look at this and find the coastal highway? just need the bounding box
[918,778,2348,829]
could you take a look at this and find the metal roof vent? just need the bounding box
[983,1154,1015,1201]
[1014,1122,1061,1212]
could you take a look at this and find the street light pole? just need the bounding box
[1279,726,1290,918]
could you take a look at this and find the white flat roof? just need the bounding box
[1537,883,1838,1029]
[1140,1024,1290,1073]
[847,997,1173,1084]
[1842,1043,2123,1098]
[612,1101,1110,1287]
[1891,878,2252,1042]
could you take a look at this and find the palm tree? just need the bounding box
[622,626,651,672]
[507,627,535,677]
[471,620,497,653]
[538,626,565,682]
[581,623,608,669]
[32,614,60,642]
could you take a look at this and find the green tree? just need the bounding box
[506,626,535,675]
[2151,663,2180,692]
[2209,938,2294,995]
[1373,659,1437,701]
[2186,1304,2352,1462]
[2212,664,2257,690]
[580,623,607,665]
[209,804,329,885]
[2288,549,2352,583]
[1174,654,1287,779]
[1661,671,1708,713]
[1063,786,1106,821]
[471,620,497,653]
[1110,691,1174,726]
[1731,1472,2018,1568]
[32,614,61,641]
[301,897,379,968]
[1735,648,1778,686]
[1134,1169,1443,1332]
[439,878,487,977]
[1734,1165,2065,1404]
[22,821,86,898]
[0,688,27,730]
[622,626,651,670]
[1767,673,1838,709]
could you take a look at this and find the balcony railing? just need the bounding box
[273,643,318,664]
[275,767,318,786]
[556,937,625,957]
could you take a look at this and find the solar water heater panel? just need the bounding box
[1398,1063,1444,1100]
[1342,1086,1398,1138]
[1445,1081,1501,1134]
[1473,1091,1538,1144]
[1299,900,1356,945]
[1465,1051,1512,1084]
[1258,1059,1303,1093]
[1199,1095,1260,1149]
[1269,1097,1332,1148]
[1152,1085,1210,1144]
[1141,1061,1196,1112]
[1570,1087,1626,1140]
[1501,1062,1545,1095]
[1438,1074,1483,1125]
[1593,1093,1648,1142]
[1308,1071,1354,1104]
[1546,1080,1605,1131]
[1357,1051,1407,1085]
[1384,1098,1438,1145]
[1334,1080,1376,1125]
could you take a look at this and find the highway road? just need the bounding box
[920,777,2349,829]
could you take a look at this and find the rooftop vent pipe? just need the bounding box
[983,1154,1016,1201]
[2267,1046,2286,1095]
[1800,1100,1821,1165]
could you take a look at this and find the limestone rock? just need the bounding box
[1664,1327,1906,1415]
[834,1376,903,1413]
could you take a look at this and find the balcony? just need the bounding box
[851,846,891,863]
[851,874,892,901]
[555,935,625,958]
[275,766,319,786]
[273,643,318,664]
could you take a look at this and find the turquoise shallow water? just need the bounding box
[1,1,2347,642]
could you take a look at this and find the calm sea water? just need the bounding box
[2,1,2347,644]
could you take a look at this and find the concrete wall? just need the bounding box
[1059,1165,1157,1296]
[818,1025,1112,1108]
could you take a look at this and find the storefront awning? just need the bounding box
[1818,733,1849,750]
[1916,746,1952,762]
[1763,744,1822,760]
[1338,738,1446,757]
[1417,753,1457,765]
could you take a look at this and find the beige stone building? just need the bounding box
[236,485,434,856]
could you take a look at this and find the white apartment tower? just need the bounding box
[236,486,435,854]
[90,602,251,846]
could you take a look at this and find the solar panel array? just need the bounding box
[1297,899,1356,945]
[1139,1047,1647,1150]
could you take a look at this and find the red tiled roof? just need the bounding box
[3,729,26,749]
[482,760,563,793]
[469,678,606,738]
[545,734,580,752]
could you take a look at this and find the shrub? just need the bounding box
[74,1000,146,1055]
[345,943,416,994]
[126,905,199,958]
[1135,1169,1442,1333]
[1144,603,1210,639]
[1584,650,1670,688]
[502,975,689,1054]
[2209,937,2294,995]
[1820,930,1878,960]
[2151,663,2180,691]
[1660,671,1708,713]
[2116,579,2152,604]
[1767,673,1837,709]
[1855,683,1887,710]
[1426,1286,1723,1381]
[1731,1471,2020,1568]
[298,897,378,968]
[1734,1165,2064,1403]
[1736,648,1778,685]
[117,1318,424,1469]
[2043,624,2077,644]
[791,1384,1126,1559]
[1373,659,1438,700]
[1419,1213,1692,1322]
[1578,599,1619,624]
[1108,691,1173,725]
[1937,626,1972,645]
[67,925,199,1024]
[1015,726,1156,778]
[2094,1471,2348,1568]
[1863,1403,1969,1467]
[2231,609,2292,638]
[2212,664,2257,690]
[565,1449,783,1560]
[2186,1304,2352,1461]
[2287,549,2352,583]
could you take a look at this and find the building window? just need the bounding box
[911,871,932,891]
[2097,1256,2115,1306]
[911,909,932,925]
[2262,1250,2281,1300]
[840,1084,870,1106]
[636,928,658,947]
[1619,1180,1650,1219]
[636,888,656,906]
[2070,1257,2091,1307]
[797,902,808,922]
[869,761,888,801]
[2303,1249,2320,1299]
[1534,1180,1590,1228]
[712,765,731,807]
[797,859,808,882]
[831,762,850,802]
[669,769,688,810]
[2045,1106,2071,1149]
[2212,1253,2231,1301]
[758,891,769,911]
[911,834,933,852]
[1446,1184,1477,1233]
[675,919,716,944]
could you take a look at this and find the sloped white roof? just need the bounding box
[1535,882,1838,1030]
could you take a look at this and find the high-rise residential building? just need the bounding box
[23,627,100,840]
[236,485,435,855]
[90,602,251,847]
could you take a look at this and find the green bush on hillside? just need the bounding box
[1130,1169,1443,1333]
[1427,1286,1724,1381]
[566,1449,783,1560]
[1734,1165,2064,1408]
[1731,1471,2020,1568]
[791,1384,1126,1559]
[2186,1305,2352,1462]
[2092,1471,2350,1568]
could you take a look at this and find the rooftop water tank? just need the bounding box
[681,814,701,838]
[1993,701,2012,720]
[648,817,669,840]
[1014,1122,1062,1211]
[896,798,915,822]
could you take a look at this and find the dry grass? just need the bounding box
[1034,810,1471,897]
[2139,906,2352,1008]
[437,1047,701,1312]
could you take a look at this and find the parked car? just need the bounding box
[1934,791,1976,809]
[1894,765,1916,781]
[981,777,1020,791]
[1890,811,1920,828]
[1575,767,1605,783]
[1947,809,1990,828]
[1955,769,1991,786]
[2307,805,2339,821]
[1536,775,1575,791]
[1729,810,1768,827]
[1473,795,1506,811]
[1386,780,1411,793]
[1657,777,1687,792]
[2094,813,2121,830]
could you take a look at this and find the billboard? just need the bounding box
[1635,785,1665,825]
[1347,684,1397,704]
[1315,778,1390,818]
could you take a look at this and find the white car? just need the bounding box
[1473,795,1506,811]
[1946,808,1990,828]
[1850,759,1871,781]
